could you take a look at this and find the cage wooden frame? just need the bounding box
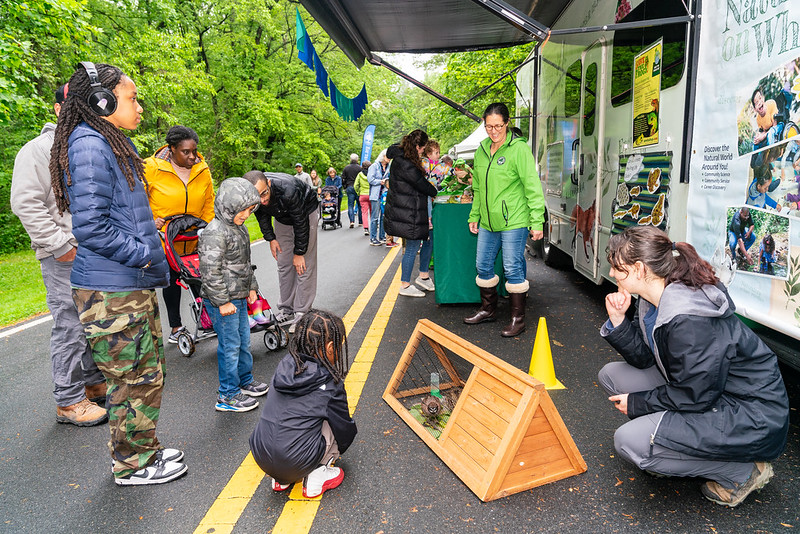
[383,319,587,501]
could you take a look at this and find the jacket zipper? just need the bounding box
[649,411,666,453]
[481,143,498,231]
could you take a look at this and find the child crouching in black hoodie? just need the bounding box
[249,309,357,498]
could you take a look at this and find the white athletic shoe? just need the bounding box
[415,276,435,291]
[399,285,426,298]
[302,460,344,498]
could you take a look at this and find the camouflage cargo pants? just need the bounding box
[72,289,165,478]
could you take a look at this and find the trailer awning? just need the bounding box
[298,0,568,67]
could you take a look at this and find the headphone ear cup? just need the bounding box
[87,87,118,117]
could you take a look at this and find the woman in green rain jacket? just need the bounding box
[462,102,545,337]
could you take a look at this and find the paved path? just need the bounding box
[1,224,798,533]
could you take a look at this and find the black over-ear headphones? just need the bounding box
[79,61,117,117]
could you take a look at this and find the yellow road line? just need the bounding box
[193,249,400,534]
[272,267,400,534]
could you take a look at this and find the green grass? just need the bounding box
[0,250,48,327]
[0,217,266,328]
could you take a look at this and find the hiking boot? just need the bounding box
[85,382,107,404]
[303,459,344,498]
[399,285,426,298]
[155,448,185,463]
[114,458,188,486]
[701,462,774,507]
[167,326,186,344]
[215,392,259,413]
[415,276,435,291]
[241,381,269,397]
[56,398,108,427]
[272,479,291,492]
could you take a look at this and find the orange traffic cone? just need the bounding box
[528,317,565,390]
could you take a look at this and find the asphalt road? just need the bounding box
[1,222,798,533]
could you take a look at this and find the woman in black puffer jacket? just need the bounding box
[384,130,438,298]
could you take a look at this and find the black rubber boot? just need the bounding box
[501,292,526,337]
[464,286,498,324]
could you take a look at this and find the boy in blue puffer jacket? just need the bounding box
[51,62,186,486]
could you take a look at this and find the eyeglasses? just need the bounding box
[484,123,507,132]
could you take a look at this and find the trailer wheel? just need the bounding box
[540,220,572,269]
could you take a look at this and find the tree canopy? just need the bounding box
[0,0,533,253]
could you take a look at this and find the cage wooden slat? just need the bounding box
[500,457,577,490]
[468,381,517,423]
[459,397,508,443]
[456,410,502,455]
[426,337,466,386]
[474,367,525,405]
[446,423,493,471]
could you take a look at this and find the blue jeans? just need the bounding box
[728,231,756,259]
[476,227,529,284]
[401,238,432,283]
[345,186,358,223]
[370,199,385,241]
[204,298,253,399]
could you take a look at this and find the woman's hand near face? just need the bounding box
[605,288,632,327]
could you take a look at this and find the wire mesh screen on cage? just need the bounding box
[392,336,473,439]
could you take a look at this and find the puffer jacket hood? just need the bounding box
[214,177,260,224]
[198,177,260,306]
[272,353,331,396]
[652,282,733,328]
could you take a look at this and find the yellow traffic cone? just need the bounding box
[528,317,565,389]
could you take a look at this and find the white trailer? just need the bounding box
[516,0,800,369]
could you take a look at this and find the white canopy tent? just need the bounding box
[450,122,488,161]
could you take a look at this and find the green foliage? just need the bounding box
[0,250,48,326]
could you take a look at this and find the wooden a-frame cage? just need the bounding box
[383,319,587,502]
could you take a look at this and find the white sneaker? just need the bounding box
[273,311,295,325]
[288,312,304,334]
[302,460,344,498]
[399,285,426,298]
[272,478,290,492]
[415,276,435,291]
[114,459,187,486]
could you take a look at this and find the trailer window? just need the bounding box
[565,59,582,117]
[610,0,687,107]
[584,62,597,136]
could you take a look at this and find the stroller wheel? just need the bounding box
[177,331,195,357]
[264,330,280,351]
[277,325,289,348]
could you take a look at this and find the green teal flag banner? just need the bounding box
[295,9,367,121]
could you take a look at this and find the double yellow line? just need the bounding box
[194,246,401,534]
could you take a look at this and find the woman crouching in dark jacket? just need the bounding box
[598,225,789,508]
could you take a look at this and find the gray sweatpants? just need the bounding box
[598,361,753,488]
[40,256,104,407]
[274,210,319,316]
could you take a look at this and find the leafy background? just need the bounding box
[0,0,534,255]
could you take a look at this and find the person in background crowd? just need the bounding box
[11,84,108,427]
[355,160,371,236]
[367,150,390,246]
[598,225,789,508]
[50,62,186,486]
[243,171,319,334]
[341,154,362,228]
[462,102,544,337]
[295,163,313,188]
[310,168,322,197]
[144,125,215,344]
[384,130,437,297]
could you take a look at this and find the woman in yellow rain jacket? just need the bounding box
[144,125,215,343]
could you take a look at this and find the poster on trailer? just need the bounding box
[632,40,662,148]
[688,0,800,339]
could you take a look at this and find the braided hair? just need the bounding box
[50,63,144,215]
[288,309,350,383]
[165,125,199,148]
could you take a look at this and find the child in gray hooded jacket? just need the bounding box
[199,177,269,412]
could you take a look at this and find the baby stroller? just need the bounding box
[320,185,342,230]
[162,215,289,357]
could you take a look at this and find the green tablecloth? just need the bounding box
[432,202,505,304]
